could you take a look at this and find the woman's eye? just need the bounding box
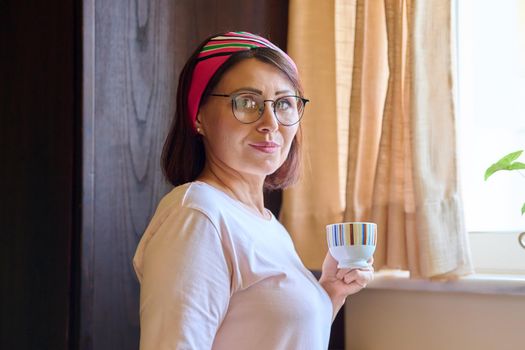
[276,98,293,111]
[237,97,258,110]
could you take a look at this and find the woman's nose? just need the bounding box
[257,102,279,132]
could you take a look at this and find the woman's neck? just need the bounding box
[197,164,269,219]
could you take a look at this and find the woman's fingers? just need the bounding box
[342,268,374,286]
[335,268,351,280]
[340,269,358,283]
[343,273,356,284]
[337,264,374,281]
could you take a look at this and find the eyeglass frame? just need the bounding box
[209,92,309,126]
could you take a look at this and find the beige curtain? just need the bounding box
[280,0,342,270]
[282,0,473,279]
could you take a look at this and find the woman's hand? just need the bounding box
[318,252,374,321]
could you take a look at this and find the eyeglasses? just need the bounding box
[210,92,309,126]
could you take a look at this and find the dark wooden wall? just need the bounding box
[0,1,78,349]
[79,1,288,350]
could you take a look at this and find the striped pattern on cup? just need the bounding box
[326,222,377,247]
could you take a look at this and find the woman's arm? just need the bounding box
[136,208,231,349]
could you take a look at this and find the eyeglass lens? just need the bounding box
[232,93,305,125]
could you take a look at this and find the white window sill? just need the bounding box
[368,270,525,296]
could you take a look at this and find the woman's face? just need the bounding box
[196,58,299,180]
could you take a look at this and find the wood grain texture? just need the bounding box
[81,1,288,349]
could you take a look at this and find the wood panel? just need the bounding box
[79,1,288,349]
[0,1,77,349]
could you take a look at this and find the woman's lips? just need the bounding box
[249,141,281,154]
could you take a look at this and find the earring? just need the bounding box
[196,127,201,134]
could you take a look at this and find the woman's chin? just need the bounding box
[242,164,281,178]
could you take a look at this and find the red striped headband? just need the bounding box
[187,31,298,129]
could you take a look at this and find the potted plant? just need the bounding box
[484,149,525,215]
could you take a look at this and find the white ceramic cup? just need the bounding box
[326,222,377,269]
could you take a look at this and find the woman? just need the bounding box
[133,31,373,350]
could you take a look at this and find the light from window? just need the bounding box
[457,0,525,233]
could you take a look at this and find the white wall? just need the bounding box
[345,289,524,350]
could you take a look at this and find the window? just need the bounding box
[456,0,525,274]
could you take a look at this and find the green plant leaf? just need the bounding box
[508,162,525,170]
[501,150,524,163]
[522,202,525,216]
[484,150,524,180]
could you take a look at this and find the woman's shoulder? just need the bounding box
[157,181,231,219]
[136,183,222,251]
[182,181,233,215]
[159,181,275,226]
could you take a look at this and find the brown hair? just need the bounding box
[162,35,303,190]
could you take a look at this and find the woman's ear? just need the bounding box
[195,114,204,135]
